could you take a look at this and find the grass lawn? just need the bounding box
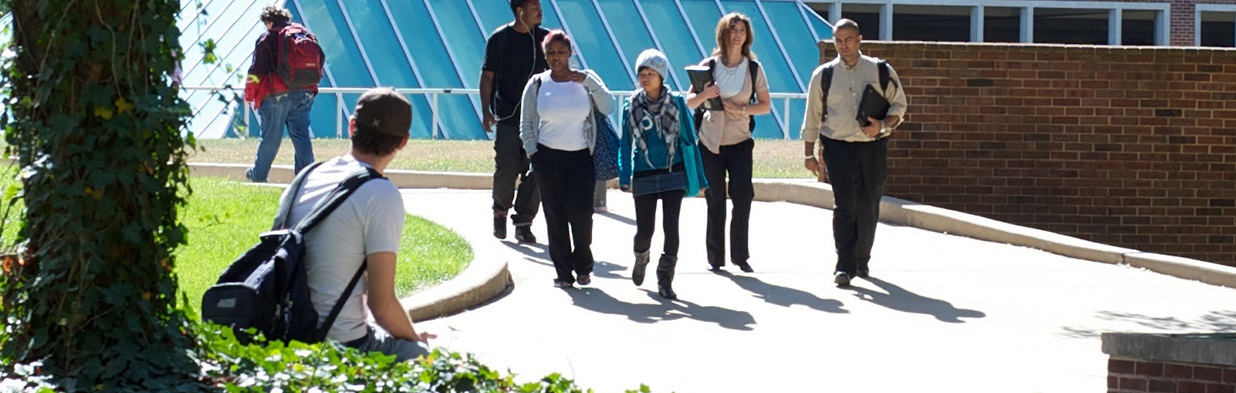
[177,176,470,312]
[0,170,471,314]
[189,138,816,179]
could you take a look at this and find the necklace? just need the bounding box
[720,61,741,77]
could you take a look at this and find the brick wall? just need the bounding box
[1108,358,1236,392]
[819,42,1236,266]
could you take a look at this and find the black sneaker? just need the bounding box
[734,261,754,273]
[707,264,724,273]
[834,271,851,287]
[514,226,537,243]
[856,267,870,278]
[493,215,507,239]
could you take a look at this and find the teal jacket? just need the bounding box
[618,92,708,192]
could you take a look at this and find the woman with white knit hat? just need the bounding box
[618,48,709,300]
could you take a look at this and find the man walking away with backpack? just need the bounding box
[282,87,434,361]
[244,5,322,183]
[801,19,908,287]
[480,0,548,243]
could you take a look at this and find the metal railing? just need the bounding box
[181,86,809,140]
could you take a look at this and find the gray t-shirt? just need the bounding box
[281,155,404,343]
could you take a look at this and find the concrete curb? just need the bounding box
[190,163,1236,321]
[402,230,510,322]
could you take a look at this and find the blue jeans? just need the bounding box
[252,90,315,182]
[344,325,431,362]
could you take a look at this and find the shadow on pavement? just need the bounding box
[501,241,550,266]
[724,273,849,314]
[502,242,627,280]
[1059,310,1236,338]
[566,287,756,331]
[850,277,985,323]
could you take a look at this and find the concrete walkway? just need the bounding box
[402,188,1236,393]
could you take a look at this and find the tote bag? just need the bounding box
[592,108,620,181]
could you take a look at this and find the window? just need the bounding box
[984,6,1021,43]
[1122,10,1158,46]
[1034,7,1109,45]
[1199,11,1236,47]
[893,5,970,42]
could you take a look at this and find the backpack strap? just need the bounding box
[747,59,760,105]
[317,259,366,341]
[272,161,327,230]
[876,59,898,92]
[819,63,835,124]
[292,166,385,235]
[747,59,760,132]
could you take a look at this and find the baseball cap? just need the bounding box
[353,87,412,137]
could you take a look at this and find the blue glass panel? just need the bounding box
[474,0,565,31]
[765,1,823,88]
[429,0,488,136]
[337,2,438,139]
[597,0,661,89]
[473,0,513,34]
[385,1,484,139]
[806,5,833,42]
[294,1,372,87]
[555,0,633,88]
[680,0,724,55]
[720,2,799,91]
[431,0,488,88]
[638,0,706,92]
[789,97,807,140]
[539,0,565,29]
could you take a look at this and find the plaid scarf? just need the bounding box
[629,86,680,168]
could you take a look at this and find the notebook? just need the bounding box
[856,84,890,127]
[685,65,723,111]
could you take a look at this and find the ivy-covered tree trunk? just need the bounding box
[0,1,198,390]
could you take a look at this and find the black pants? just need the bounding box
[633,189,686,257]
[821,137,888,276]
[700,138,754,266]
[531,145,595,283]
[492,123,540,226]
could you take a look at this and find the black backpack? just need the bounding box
[693,57,761,133]
[201,162,382,343]
[818,59,897,123]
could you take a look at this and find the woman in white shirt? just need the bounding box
[519,29,616,288]
[686,12,771,274]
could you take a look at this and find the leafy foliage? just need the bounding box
[193,317,608,393]
[0,0,201,390]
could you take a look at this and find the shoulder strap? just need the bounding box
[317,259,366,340]
[747,59,760,103]
[272,161,326,230]
[291,166,385,235]
[819,64,835,123]
[877,60,897,91]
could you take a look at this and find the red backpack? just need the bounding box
[276,23,323,89]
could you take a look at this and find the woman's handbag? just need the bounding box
[592,109,620,181]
